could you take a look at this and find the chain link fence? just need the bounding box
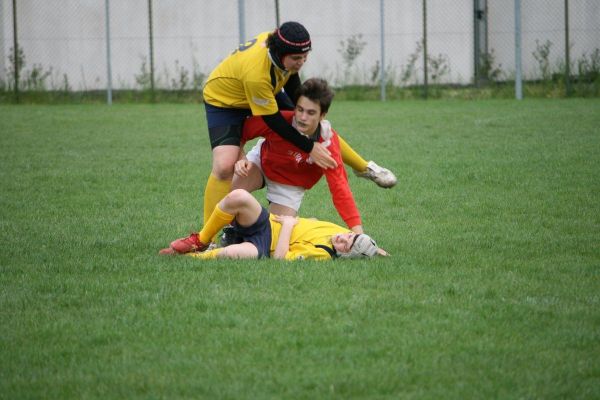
[1,0,598,101]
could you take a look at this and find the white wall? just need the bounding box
[280,0,473,85]
[1,0,598,90]
[489,0,600,80]
[0,1,5,84]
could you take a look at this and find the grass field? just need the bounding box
[1,99,599,399]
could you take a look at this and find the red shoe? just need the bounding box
[170,233,209,254]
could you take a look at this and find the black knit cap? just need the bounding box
[272,21,312,56]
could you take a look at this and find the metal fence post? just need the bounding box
[514,0,522,100]
[474,0,488,86]
[148,0,155,101]
[238,0,245,43]
[275,0,280,27]
[12,0,19,103]
[564,0,571,96]
[422,0,428,99]
[380,0,386,101]
[105,0,113,105]
[0,7,4,87]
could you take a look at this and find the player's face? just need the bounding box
[294,96,324,136]
[332,232,357,254]
[282,52,308,73]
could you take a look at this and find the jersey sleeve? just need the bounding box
[241,114,273,145]
[324,132,362,228]
[244,80,279,115]
[283,74,301,105]
[241,111,296,146]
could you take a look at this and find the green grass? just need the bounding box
[1,100,599,399]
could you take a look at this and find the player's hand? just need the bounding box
[350,225,364,234]
[310,142,337,169]
[272,215,299,227]
[234,159,251,177]
[377,248,390,257]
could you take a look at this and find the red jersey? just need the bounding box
[242,111,361,228]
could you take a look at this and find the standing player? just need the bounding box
[200,21,396,237]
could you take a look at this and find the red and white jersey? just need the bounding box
[242,111,361,228]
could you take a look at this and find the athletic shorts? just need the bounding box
[205,103,252,148]
[231,207,272,258]
[246,140,306,211]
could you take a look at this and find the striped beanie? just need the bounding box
[271,21,311,56]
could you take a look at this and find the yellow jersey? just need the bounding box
[203,31,293,116]
[269,214,352,261]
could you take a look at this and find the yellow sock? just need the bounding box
[188,248,222,260]
[338,135,368,172]
[199,204,235,244]
[203,174,231,224]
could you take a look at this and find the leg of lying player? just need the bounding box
[186,189,265,259]
[224,155,299,245]
[160,189,262,255]
[219,158,266,247]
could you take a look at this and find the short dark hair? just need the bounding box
[295,78,335,114]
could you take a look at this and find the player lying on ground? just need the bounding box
[159,189,389,260]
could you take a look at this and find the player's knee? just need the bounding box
[226,188,251,206]
[211,161,235,180]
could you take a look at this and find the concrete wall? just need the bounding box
[0,2,5,84]
[489,0,600,80]
[1,0,598,90]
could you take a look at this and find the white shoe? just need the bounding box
[354,161,397,188]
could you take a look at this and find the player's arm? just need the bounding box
[283,73,301,105]
[324,134,363,233]
[272,215,298,259]
[349,224,364,234]
[242,114,272,143]
[325,169,363,233]
[244,79,311,151]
